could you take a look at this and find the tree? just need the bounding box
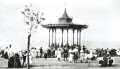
[21,4,45,69]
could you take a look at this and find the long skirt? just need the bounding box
[14,58,21,68]
[8,56,14,68]
[26,56,32,65]
[69,54,74,62]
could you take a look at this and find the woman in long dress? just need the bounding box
[73,48,78,63]
[56,48,62,61]
[68,48,74,63]
[25,52,33,65]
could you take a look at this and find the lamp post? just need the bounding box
[21,4,45,69]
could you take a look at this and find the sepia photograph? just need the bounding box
[0,0,120,69]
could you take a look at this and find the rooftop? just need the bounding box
[42,8,88,30]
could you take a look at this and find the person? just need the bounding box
[55,49,57,58]
[56,48,62,61]
[4,52,8,59]
[8,55,14,68]
[25,51,33,65]
[68,48,74,63]
[22,51,27,67]
[4,47,9,59]
[47,48,51,58]
[8,46,14,59]
[51,48,55,58]
[36,51,39,58]
[29,52,33,65]
[40,47,43,58]
[73,52,78,63]
[99,55,108,66]
[73,47,78,63]
[14,53,21,68]
[44,51,47,60]
[108,55,113,66]
[63,48,68,61]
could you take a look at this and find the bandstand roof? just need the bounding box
[42,23,87,29]
[42,8,88,30]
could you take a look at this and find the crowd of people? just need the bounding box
[36,45,96,63]
[95,48,118,57]
[1,44,120,68]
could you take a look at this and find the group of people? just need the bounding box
[36,46,96,63]
[1,44,118,68]
[54,47,81,63]
[95,48,118,57]
[99,54,113,66]
[0,45,33,68]
[33,46,80,63]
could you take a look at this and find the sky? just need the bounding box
[0,0,120,50]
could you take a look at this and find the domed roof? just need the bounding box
[42,8,88,30]
[59,8,72,23]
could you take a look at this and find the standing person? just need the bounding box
[7,45,15,68]
[1,50,4,57]
[56,48,62,61]
[8,55,14,68]
[44,50,47,60]
[25,51,33,66]
[36,51,39,58]
[4,47,9,59]
[68,48,74,63]
[40,47,43,58]
[47,48,51,58]
[55,49,57,58]
[73,52,78,63]
[63,48,68,61]
[51,48,55,58]
[22,51,27,67]
[14,53,21,68]
[73,47,78,63]
[8,44,15,60]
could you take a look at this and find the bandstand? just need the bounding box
[42,8,88,50]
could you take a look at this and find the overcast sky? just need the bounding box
[0,0,120,50]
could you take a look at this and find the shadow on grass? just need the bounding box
[0,67,8,69]
[30,64,74,67]
[98,64,120,68]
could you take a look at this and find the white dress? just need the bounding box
[26,52,32,65]
[57,50,62,59]
[68,49,74,62]
[7,48,14,58]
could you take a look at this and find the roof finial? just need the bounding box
[63,1,68,18]
[58,2,72,23]
[62,8,69,18]
[59,8,72,23]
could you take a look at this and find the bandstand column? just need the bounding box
[55,29,56,47]
[73,29,75,46]
[62,28,64,47]
[77,29,78,47]
[79,29,81,48]
[49,29,51,47]
[67,29,68,46]
[52,29,54,47]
